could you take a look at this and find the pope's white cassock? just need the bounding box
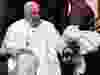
[6,18,60,75]
[4,19,59,55]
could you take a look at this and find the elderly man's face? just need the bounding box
[24,1,40,23]
[24,4,32,21]
[32,1,40,16]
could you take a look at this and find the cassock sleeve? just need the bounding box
[3,21,25,49]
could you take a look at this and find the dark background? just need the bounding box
[7,0,64,24]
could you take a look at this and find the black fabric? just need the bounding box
[66,16,94,25]
[56,39,81,64]
[63,16,96,31]
[0,54,8,63]
[56,39,83,75]
[0,63,8,72]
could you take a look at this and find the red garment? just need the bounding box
[69,5,94,16]
[64,0,94,16]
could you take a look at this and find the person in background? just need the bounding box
[68,0,95,16]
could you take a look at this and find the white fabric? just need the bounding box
[6,19,59,74]
[63,25,100,54]
[4,19,59,56]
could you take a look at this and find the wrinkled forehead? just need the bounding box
[24,1,39,9]
[32,1,40,7]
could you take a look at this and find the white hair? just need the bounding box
[24,1,32,9]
